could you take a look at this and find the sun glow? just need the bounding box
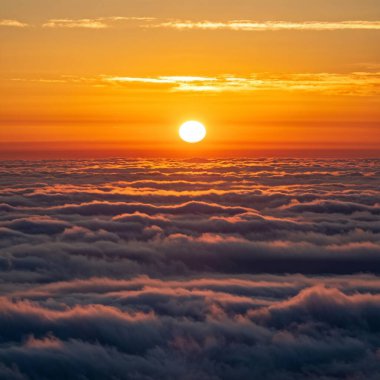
[179,121,207,143]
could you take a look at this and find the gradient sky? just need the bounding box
[1,0,380,157]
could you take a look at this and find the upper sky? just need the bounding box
[1,0,380,157]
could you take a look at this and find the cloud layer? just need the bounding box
[2,18,380,32]
[10,72,380,96]
[0,19,28,27]
[154,20,380,31]
[104,72,380,95]
[1,158,380,379]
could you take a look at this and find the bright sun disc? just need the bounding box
[179,121,207,143]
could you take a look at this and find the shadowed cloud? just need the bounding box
[1,158,380,379]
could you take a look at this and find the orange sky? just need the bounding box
[1,0,380,158]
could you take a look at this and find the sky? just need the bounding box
[1,0,380,157]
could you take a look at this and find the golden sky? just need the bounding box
[1,0,380,157]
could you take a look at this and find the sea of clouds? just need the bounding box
[0,158,380,380]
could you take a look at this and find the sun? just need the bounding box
[179,121,207,143]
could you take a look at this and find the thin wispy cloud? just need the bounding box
[43,19,108,29]
[9,72,380,96]
[104,76,217,85]
[0,19,28,27]
[104,72,380,96]
[153,20,380,32]
[42,17,155,29]
[4,17,380,31]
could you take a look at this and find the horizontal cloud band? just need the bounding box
[2,18,380,31]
